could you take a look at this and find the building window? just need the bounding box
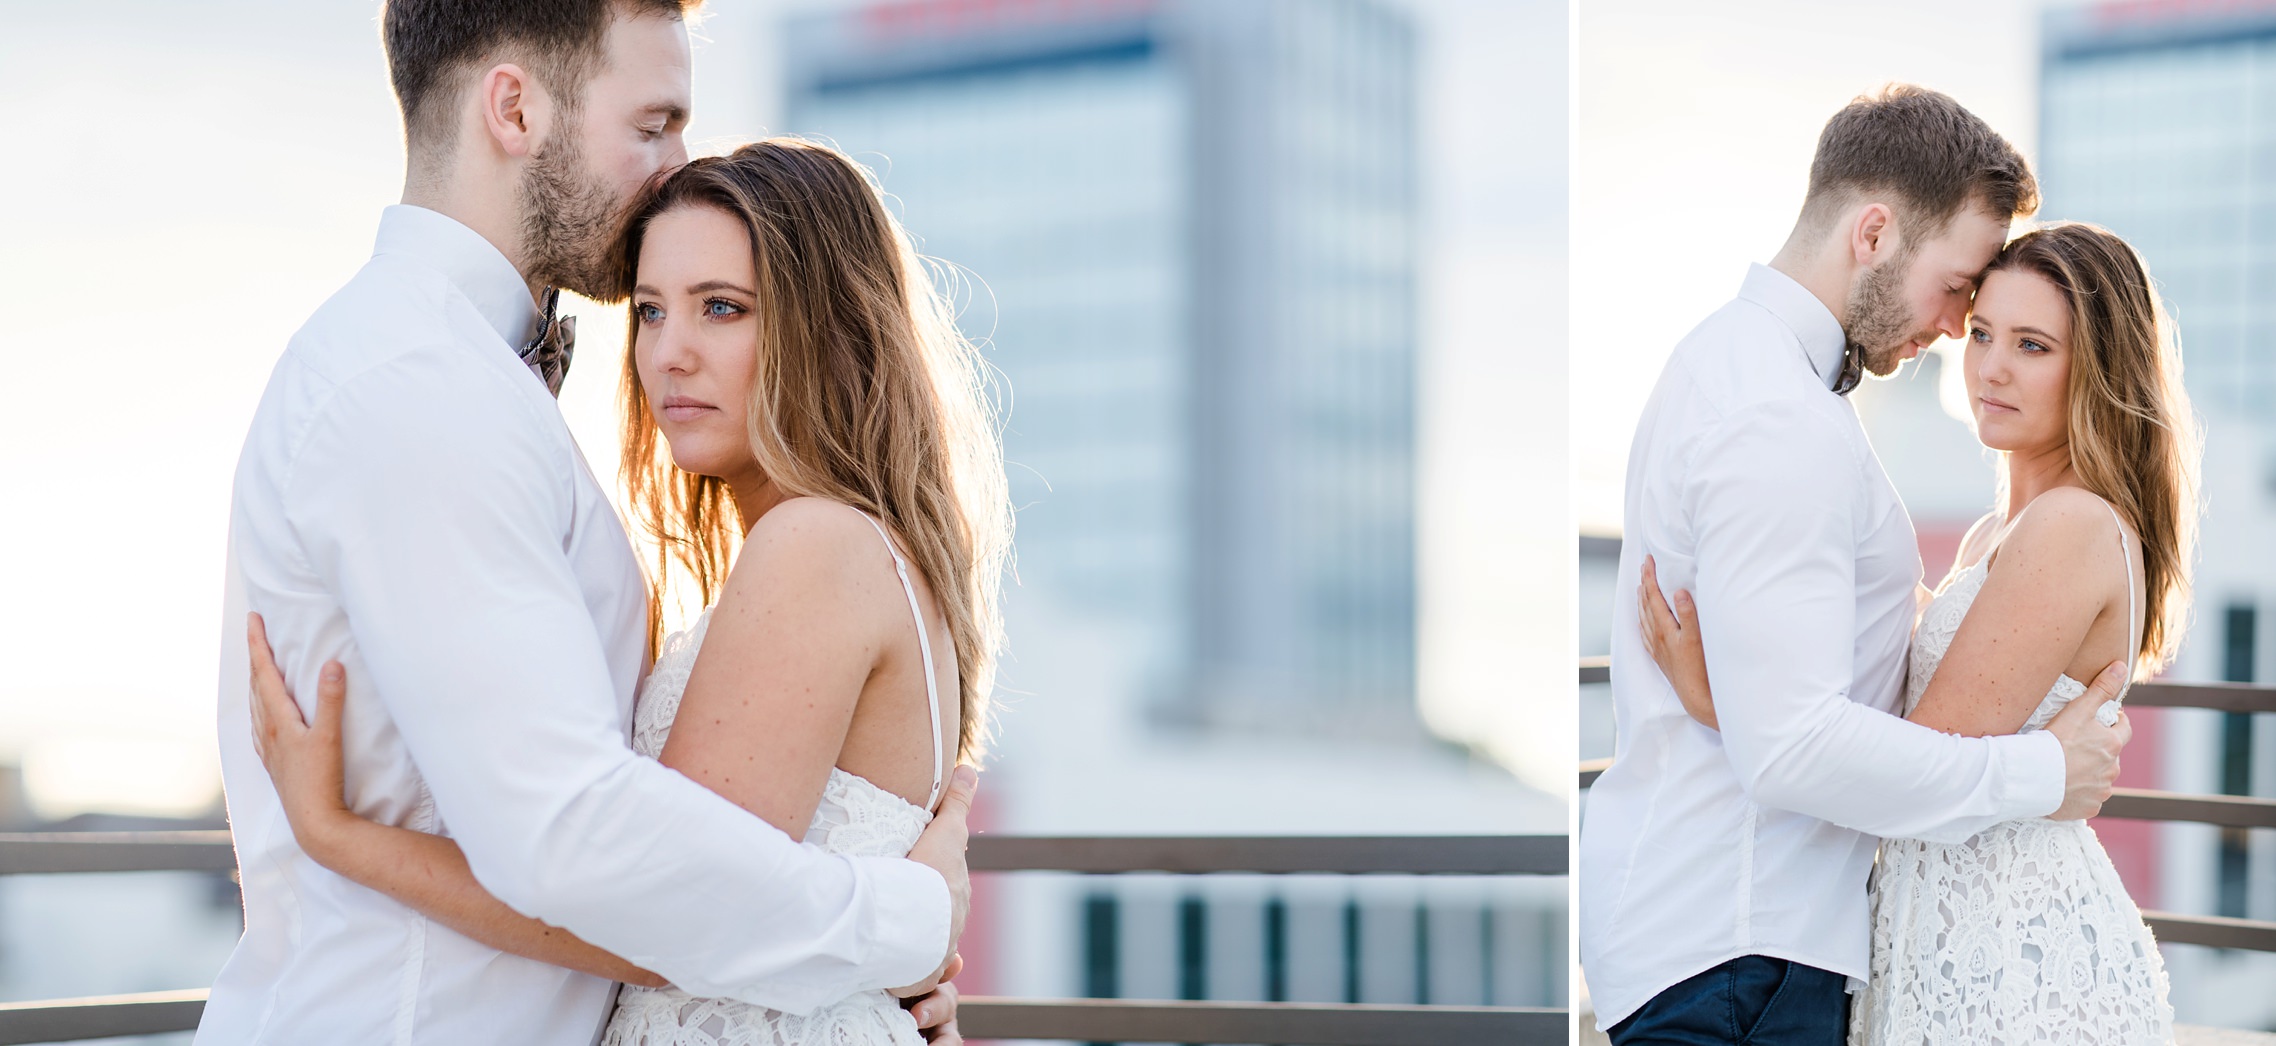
[1412,902,1431,1005]
[1264,896,1288,1002]
[1082,891,1119,997]
[2218,602,2256,918]
[1342,898,1362,1003]
[1081,892,1119,1046]
[1177,894,1206,1002]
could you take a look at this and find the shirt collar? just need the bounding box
[1737,263,1848,391]
[372,204,542,350]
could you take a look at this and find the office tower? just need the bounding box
[2040,4,2276,1024]
[781,0,1419,739]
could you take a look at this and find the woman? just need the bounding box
[245,138,1012,1045]
[1638,221,2199,1044]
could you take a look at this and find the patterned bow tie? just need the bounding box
[520,287,577,397]
[1832,340,1864,396]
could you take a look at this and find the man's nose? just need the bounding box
[1935,300,1968,340]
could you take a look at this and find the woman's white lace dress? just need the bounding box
[1850,509,2174,1045]
[601,515,944,1046]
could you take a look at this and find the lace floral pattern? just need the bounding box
[1850,561,2174,1045]
[602,608,932,1046]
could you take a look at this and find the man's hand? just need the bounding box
[904,954,962,1044]
[894,764,977,998]
[2045,661,2131,820]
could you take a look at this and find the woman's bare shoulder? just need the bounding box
[717,498,901,613]
[2011,487,2134,548]
[1995,487,2137,593]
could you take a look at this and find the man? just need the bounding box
[1578,85,2131,1044]
[200,3,968,1042]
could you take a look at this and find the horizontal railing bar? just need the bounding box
[960,998,1566,1044]
[0,989,207,1045]
[970,834,1568,875]
[2123,681,2276,714]
[0,832,234,875]
[1584,762,2274,829]
[2144,911,2276,952]
[1577,660,2276,714]
[0,831,1567,877]
[0,990,1572,1046]
[2102,789,2276,830]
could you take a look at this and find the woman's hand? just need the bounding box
[246,612,355,863]
[1638,556,1720,730]
[904,953,963,1043]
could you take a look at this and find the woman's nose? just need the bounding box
[1977,347,2007,384]
[651,319,697,374]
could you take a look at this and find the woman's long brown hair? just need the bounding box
[1987,222,2202,676]
[608,138,1011,761]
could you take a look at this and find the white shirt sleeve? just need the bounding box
[1681,399,2065,844]
[282,347,947,1012]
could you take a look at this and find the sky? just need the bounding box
[1573,0,2047,533]
[0,0,1569,814]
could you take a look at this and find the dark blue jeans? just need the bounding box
[1607,955,1849,1046]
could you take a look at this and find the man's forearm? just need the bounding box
[464,759,951,1010]
[1730,699,2064,842]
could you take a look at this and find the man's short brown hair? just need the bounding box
[381,0,699,149]
[1802,84,2039,236]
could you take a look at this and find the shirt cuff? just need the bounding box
[852,854,952,992]
[1995,730,2067,820]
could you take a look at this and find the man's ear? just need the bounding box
[1849,202,1895,267]
[476,63,550,160]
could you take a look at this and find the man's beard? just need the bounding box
[520,120,621,300]
[1842,249,1923,380]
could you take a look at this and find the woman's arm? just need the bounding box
[657,498,899,841]
[1637,555,1720,729]
[246,615,666,988]
[1904,489,2131,738]
[305,816,669,987]
[1635,493,2132,739]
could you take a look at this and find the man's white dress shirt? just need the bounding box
[200,206,949,1046]
[1577,264,2066,1031]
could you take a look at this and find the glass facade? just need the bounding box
[2040,8,2276,1022]
[2040,15,2276,418]
[782,0,1417,734]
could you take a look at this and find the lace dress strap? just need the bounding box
[2099,498,2139,702]
[860,513,947,810]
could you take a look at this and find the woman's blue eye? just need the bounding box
[635,303,663,324]
[705,299,743,318]
[2021,338,2047,354]
[1969,327,1989,343]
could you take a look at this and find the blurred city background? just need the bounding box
[1578,0,2276,1033]
[0,0,1568,1039]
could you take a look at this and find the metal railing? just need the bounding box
[1579,657,2276,953]
[0,832,1569,1045]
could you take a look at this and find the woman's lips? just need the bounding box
[658,396,717,422]
[1979,395,2019,414]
